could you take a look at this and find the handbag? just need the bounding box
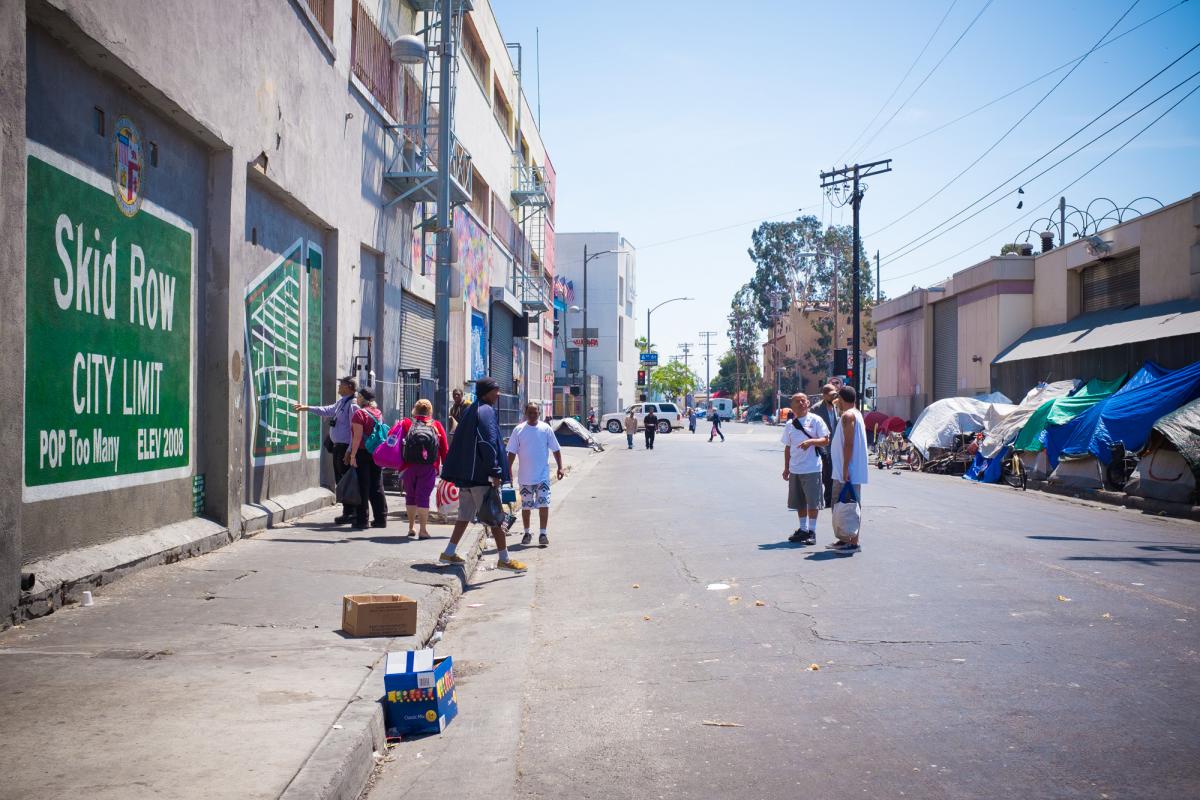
[335,467,361,506]
[832,482,861,542]
[371,421,407,470]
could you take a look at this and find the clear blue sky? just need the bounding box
[492,0,1200,379]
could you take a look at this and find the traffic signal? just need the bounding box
[637,369,647,386]
[833,348,848,375]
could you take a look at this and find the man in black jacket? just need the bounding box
[813,384,840,509]
[437,377,527,573]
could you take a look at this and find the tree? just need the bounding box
[647,360,698,402]
[727,284,761,402]
[634,336,651,354]
[744,215,879,331]
[712,350,762,404]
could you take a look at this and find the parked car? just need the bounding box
[706,398,734,421]
[601,402,684,434]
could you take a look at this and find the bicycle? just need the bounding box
[1001,448,1026,490]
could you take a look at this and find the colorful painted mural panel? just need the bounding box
[454,208,489,311]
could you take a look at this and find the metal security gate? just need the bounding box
[1081,250,1139,314]
[932,297,958,401]
[399,292,435,378]
[490,303,515,392]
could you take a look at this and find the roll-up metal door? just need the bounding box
[490,303,515,392]
[1081,250,1139,314]
[400,292,435,378]
[932,297,958,401]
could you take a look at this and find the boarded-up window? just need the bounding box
[470,168,490,228]
[461,14,489,89]
[1081,251,1139,314]
[493,78,513,142]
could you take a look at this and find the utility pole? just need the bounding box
[433,0,456,420]
[820,157,892,405]
[698,331,718,401]
[875,250,881,304]
[582,243,589,419]
[678,342,692,369]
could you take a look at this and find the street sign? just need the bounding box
[639,352,659,365]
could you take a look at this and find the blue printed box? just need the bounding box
[384,649,458,736]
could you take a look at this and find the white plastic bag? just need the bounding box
[832,483,861,542]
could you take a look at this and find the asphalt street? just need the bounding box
[366,423,1200,800]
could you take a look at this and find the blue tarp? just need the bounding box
[1047,360,1200,469]
[964,445,1010,484]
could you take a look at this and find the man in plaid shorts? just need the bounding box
[506,402,564,547]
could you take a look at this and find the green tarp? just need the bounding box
[1152,398,1200,482]
[1013,374,1125,452]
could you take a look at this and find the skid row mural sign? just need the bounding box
[244,239,323,464]
[23,141,194,501]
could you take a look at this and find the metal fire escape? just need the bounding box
[384,0,474,239]
[505,42,551,315]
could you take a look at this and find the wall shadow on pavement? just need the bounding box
[1064,556,1200,565]
[1028,535,1187,546]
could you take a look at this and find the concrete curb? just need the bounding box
[1028,478,1200,522]
[278,522,489,800]
[242,487,334,534]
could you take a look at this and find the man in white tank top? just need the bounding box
[829,385,869,552]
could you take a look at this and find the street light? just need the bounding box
[580,246,630,419]
[645,296,693,399]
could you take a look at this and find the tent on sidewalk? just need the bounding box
[964,380,1078,484]
[1013,374,1126,454]
[1125,399,1200,504]
[908,397,1017,459]
[551,416,603,450]
[1048,360,1200,490]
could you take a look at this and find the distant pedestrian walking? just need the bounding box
[348,388,388,530]
[687,406,697,433]
[643,408,658,450]
[507,402,564,548]
[780,393,830,545]
[294,376,359,525]
[394,399,448,539]
[709,408,725,442]
[828,385,869,553]
[624,408,637,449]
[438,377,526,573]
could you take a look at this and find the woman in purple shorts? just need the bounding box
[393,399,449,539]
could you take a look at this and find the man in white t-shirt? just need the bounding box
[506,402,564,548]
[780,392,831,545]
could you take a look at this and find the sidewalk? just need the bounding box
[0,447,599,800]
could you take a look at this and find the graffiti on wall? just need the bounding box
[454,207,489,311]
[245,238,323,465]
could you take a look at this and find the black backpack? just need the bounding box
[403,419,440,465]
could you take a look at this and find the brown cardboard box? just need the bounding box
[342,594,418,637]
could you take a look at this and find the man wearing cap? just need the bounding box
[295,376,359,524]
[437,377,527,573]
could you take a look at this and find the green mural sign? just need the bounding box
[24,144,194,501]
[245,238,324,464]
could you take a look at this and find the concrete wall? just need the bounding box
[875,308,928,420]
[0,0,27,622]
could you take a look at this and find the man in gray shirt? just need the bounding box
[295,375,358,523]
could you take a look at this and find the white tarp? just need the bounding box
[909,397,1004,458]
[979,380,1078,458]
[551,416,602,450]
[1126,445,1197,504]
[975,391,1013,405]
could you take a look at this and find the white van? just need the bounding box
[707,398,734,421]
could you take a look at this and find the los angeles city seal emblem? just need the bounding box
[112,115,144,217]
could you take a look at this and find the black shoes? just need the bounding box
[787,530,817,545]
[334,514,353,524]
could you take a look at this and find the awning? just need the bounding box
[993,298,1200,365]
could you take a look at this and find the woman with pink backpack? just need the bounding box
[383,398,449,539]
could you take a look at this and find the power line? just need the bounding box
[833,0,961,164]
[880,41,1200,265]
[847,0,995,163]
[869,0,1143,237]
[878,0,1193,156]
[882,80,1200,285]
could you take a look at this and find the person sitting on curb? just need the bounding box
[437,377,527,573]
[507,402,564,548]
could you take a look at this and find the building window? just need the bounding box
[303,0,335,40]
[470,167,490,227]
[1080,251,1139,314]
[351,1,399,119]
[461,14,489,92]
[493,78,513,142]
